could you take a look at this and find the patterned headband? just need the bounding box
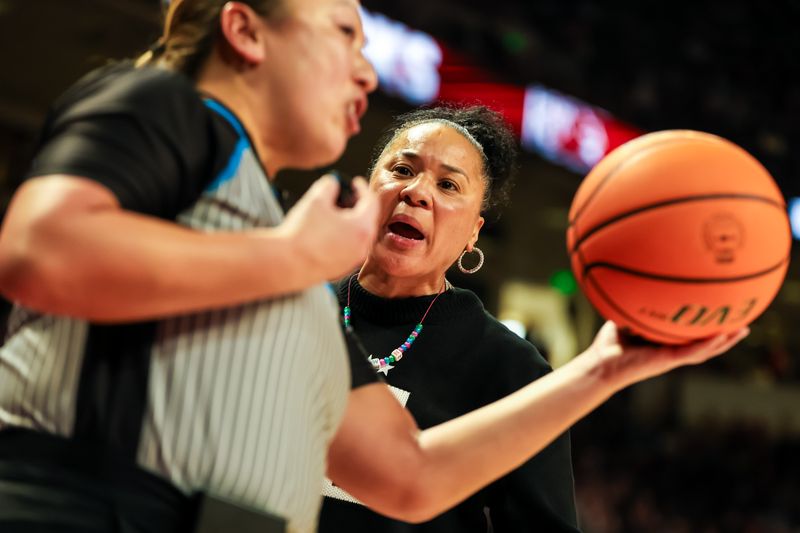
[405,118,486,159]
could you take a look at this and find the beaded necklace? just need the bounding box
[344,275,447,376]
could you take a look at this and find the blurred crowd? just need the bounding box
[702,309,799,384]
[572,391,800,533]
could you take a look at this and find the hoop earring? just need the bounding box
[458,247,484,274]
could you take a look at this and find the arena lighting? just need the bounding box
[789,197,800,240]
[548,269,577,296]
[360,9,443,105]
[359,8,643,172]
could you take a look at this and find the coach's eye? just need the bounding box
[439,179,459,192]
[392,165,414,176]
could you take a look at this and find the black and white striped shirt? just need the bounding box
[0,63,375,533]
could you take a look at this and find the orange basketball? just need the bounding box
[567,130,791,344]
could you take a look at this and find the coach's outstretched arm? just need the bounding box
[327,321,747,523]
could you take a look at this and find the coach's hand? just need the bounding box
[585,320,749,391]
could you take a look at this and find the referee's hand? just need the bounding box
[281,174,379,281]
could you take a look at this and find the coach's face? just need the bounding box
[367,123,486,291]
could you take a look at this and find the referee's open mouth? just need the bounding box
[346,96,368,136]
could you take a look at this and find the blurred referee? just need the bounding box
[0,0,379,531]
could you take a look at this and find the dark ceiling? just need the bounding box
[2,0,797,196]
[0,0,160,133]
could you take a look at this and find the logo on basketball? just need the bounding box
[637,298,757,327]
[703,213,745,264]
[669,298,757,327]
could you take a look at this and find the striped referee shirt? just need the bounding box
[0,63,375,533]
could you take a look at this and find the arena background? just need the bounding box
[1,1,798,531]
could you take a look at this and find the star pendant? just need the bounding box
[368,354,394,376]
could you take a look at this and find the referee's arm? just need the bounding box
[0,174,377,322]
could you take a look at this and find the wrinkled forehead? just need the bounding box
[383,122,485,167]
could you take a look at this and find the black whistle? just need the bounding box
[331,170,356,208]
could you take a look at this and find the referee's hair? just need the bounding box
[136,0,289,79]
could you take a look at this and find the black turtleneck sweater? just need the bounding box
[319,279,580,533]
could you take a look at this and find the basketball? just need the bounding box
[567,130,792,344]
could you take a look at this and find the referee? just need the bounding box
[0,0,378,531]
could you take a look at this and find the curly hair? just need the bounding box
[368,105,518,212]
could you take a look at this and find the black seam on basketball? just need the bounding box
[582,259,787,284]
[568,137,688,228]
[569,193,786,254]
[577,247,692,342]
[584,268,694,342]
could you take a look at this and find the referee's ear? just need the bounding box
[218,1,268,66]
